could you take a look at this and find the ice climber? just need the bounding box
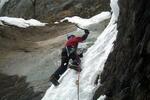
[49,29,90,86]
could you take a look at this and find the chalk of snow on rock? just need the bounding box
[0,20,4,25]
[0,17,47,28]
[54,21,59,24]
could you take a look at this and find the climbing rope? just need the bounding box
[76,64,80,100]
[77,70,80,100]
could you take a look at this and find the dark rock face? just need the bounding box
[0,0,110,21]
[0,73,42,100]
[0,0,33,18]
[93,0,150,100]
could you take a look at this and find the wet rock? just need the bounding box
[93,0,150,100]
[0,23,76,100]
[0,73,42,100]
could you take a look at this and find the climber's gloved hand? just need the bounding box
[78,52,83,58]
[84,29,89,34]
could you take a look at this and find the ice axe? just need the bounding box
[74,24,88,31]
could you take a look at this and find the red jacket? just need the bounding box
[65,36,83,47]
[65,30,89,48]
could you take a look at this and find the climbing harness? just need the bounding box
[66,46,70,57]
[66,46,76,57]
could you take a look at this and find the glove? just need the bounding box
[84,29,89,34]
[78,52,83,58]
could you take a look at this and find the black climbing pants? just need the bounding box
[53,47,81,80]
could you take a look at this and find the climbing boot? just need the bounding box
[49,74,59,86]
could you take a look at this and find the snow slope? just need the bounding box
[42,0,119,100]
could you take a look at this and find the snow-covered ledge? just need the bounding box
[0,16,47,28]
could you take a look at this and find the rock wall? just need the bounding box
[93,0,150,100]
[0,73,42,100]
[0,0,110,21]
[0,23,76,100]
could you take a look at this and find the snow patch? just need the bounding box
[97,95,106,100]
[110,0,119,20]
[0,17,47,28]
[61,11,111,31]
[54,21,59,24]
